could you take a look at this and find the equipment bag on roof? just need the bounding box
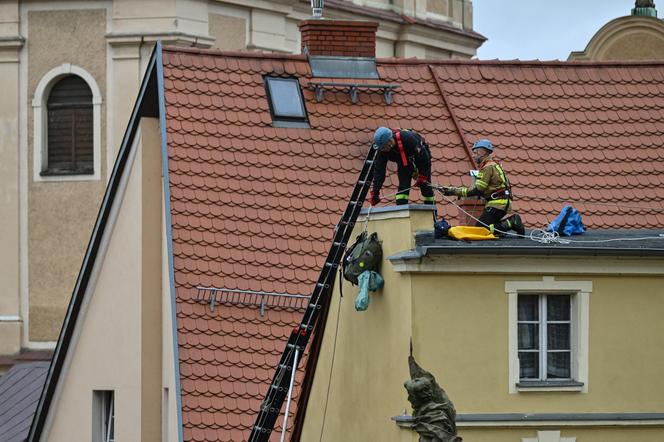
[447,226,497,241]
[547,205,585,236]
[343,232,383,285]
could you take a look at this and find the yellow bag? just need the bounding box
[447,226,497,241]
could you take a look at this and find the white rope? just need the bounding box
[431,184,664,245]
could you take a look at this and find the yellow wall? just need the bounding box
[302,207,664,441]
[459,427,664,442]
[412,274,664,412]
[301,207,434,442]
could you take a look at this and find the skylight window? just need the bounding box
[264,76,309,128]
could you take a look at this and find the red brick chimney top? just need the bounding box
[298,19,379,58]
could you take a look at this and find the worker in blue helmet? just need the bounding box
[369,127,435,206]
[442,139,525,237]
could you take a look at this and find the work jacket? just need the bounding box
[371,129,431,193]
[457,156,512,210]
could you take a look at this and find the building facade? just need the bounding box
[569,1,664,60]
[301,207,664,441]
[0,0,483,361]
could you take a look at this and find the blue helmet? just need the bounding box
[373,127,393,149]
[472,139,494,152]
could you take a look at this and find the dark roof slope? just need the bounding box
[0,362,49,442]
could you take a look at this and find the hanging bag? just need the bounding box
[342,232,383,285]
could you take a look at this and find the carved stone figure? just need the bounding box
[635,0,655,8]
[404,355,462,442]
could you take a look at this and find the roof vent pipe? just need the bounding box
[311,0,324,19]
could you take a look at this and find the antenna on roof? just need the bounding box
[311,0,324,19]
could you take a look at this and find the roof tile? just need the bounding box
[163,48,664,441]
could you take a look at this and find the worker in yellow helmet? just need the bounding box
[442,139,524,237]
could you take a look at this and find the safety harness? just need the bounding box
[393,130,409,167]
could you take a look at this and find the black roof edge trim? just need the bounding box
[28,44,161,442]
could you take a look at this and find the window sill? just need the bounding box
[517,380,584,392]
[40,169,94,177]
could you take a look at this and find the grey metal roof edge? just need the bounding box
[393,412,664,423]
[387,248,425,261]
[456,412,664,422]
[360,204,436,216]
[27,44,161,442]
[155,43,185,442]
[418,245,664,258]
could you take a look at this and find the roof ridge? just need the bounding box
[377,57,664,67]
[162,45,307,61]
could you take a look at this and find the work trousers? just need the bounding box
[394,148,434,205]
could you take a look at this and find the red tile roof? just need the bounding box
[162,47,664,441]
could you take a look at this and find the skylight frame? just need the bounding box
[264,76,310,128]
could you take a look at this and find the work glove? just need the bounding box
[369,190,380,206]
[442,186,458,196]
[414,174,428,188]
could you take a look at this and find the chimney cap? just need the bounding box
[311,0,324,19]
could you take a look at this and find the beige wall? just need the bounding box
[209,13,247,51]
[569,16,664,61]
[302,207,664,441]
[0,2,22,354]
[27,9,107,341]
[44,119,166,441]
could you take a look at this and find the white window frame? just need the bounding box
[32,63,102,182]
[92,390,115,442]
[523,430,576,442]
[518,294,573,381]
[506,276,591,393]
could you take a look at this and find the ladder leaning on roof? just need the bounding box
[248,144,378,442]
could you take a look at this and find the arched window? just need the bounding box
[43,75,94,175]
[33,64,102,182]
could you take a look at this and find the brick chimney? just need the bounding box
[298,20,379,58]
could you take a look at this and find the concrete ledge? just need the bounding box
[392,412,664,429]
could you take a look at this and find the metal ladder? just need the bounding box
[248,145,378,442]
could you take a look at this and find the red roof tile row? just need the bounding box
[162,47,664,441]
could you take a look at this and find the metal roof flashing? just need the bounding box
[308,55,379,79]
[387,230,664,261]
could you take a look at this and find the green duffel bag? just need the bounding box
[342,231,383,285]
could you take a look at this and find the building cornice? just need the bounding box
[106,31,215,48]
[390,254,664,275]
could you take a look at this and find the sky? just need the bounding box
[473,0,643,60]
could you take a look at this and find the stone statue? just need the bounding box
[404,355,462,442]
[635,0,655,8]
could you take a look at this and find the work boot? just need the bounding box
[493,214,525,237]
[505,214,525,236]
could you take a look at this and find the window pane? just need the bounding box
[518,295,538,320]
[519,352,539,379]
[547,295,570,321]
[266,78,306,118]
[547,352,571,378]
[518,324,539,350]
[46,75,94,174]
[547,324,570,350]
